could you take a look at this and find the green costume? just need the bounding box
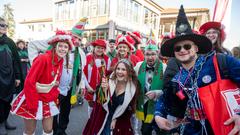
[136,59,164,123]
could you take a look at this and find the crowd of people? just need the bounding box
[0,5,240,135]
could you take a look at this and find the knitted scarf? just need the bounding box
[136,59,163,123]
[70,47,81,104]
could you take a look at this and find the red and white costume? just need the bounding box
[83,39,110,102]
[11,50,63,120]
[83,54,110,101]
[110,34,140,69]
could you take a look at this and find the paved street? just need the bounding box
[7,101,88,135]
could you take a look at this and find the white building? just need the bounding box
[16,18,54,41]
[53,0,163,42]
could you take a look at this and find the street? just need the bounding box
[7,101,88,135]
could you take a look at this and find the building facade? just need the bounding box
[53,0,163,43]
[16,1,210,44]
[17,18,54,41]
[160,8,210,37]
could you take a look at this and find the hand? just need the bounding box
[110,119,117,130]
[55,81,59,86]
[155,116,172,130]
[87,86,95,93]
[145,91,156,100]
[145,90,163,100]
[101,78,108,91]
[224,115,240,135]
[15,79,20,87]
[24,59,29,62]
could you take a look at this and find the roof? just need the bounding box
[162,8,209,15]
[19,18,53,24]
[145,0,164,11]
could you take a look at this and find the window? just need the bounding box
[126,0,132,21]
[133,2,139,22]
[91,6,97,17]
[117,0,126,17]
[144,8,149,25]
[38,24,43,32]
[151,13,157,29]
[38,24,47,32]
[55,3,63,20]
[98,30,108,39]
[98,0,109,15]
[144,7,158,28]
[91,31,97,41]
[28,25,34,32]
[69,1,75,19]
[55,0,77,20]
[82,0,89,17]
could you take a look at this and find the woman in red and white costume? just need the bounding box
[11,31,73,135]
[110,34,141,72]
[83,39,111,117]
[127,31,144,61]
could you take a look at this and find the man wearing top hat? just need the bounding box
[154,5,240,135]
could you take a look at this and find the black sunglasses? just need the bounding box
[174,44,192,52]
[0,24,8,28]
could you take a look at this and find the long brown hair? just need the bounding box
[210,29,230,54]
[110,59,140,112]
[51,42,69,69]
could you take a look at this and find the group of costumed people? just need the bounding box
[3,4,240,135]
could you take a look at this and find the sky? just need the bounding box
[0,0,239,49]
[157,0,215,15]
[0,0,52,21]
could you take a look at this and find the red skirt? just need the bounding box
[11,91,59,120]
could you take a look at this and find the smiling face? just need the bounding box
[94,46,105,56]
[174,40,198,65]
[115,62,128,82]
[205,28,219,44]
[55,41,70,59]
[117,43,130,57]
[17,41,25,50]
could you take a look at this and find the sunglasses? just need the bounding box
[0,24,8,28]
[174,44,192,52]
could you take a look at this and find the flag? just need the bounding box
[147,29,156,45]
[213,0,233,49]
[213,0,232,22]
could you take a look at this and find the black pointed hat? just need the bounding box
[161,5,212,57]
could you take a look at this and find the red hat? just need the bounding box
[48,30,73,50]
[91,39,107,49]
[199,21,226,42]
[116,34,136,51]
[127,31,142,44]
